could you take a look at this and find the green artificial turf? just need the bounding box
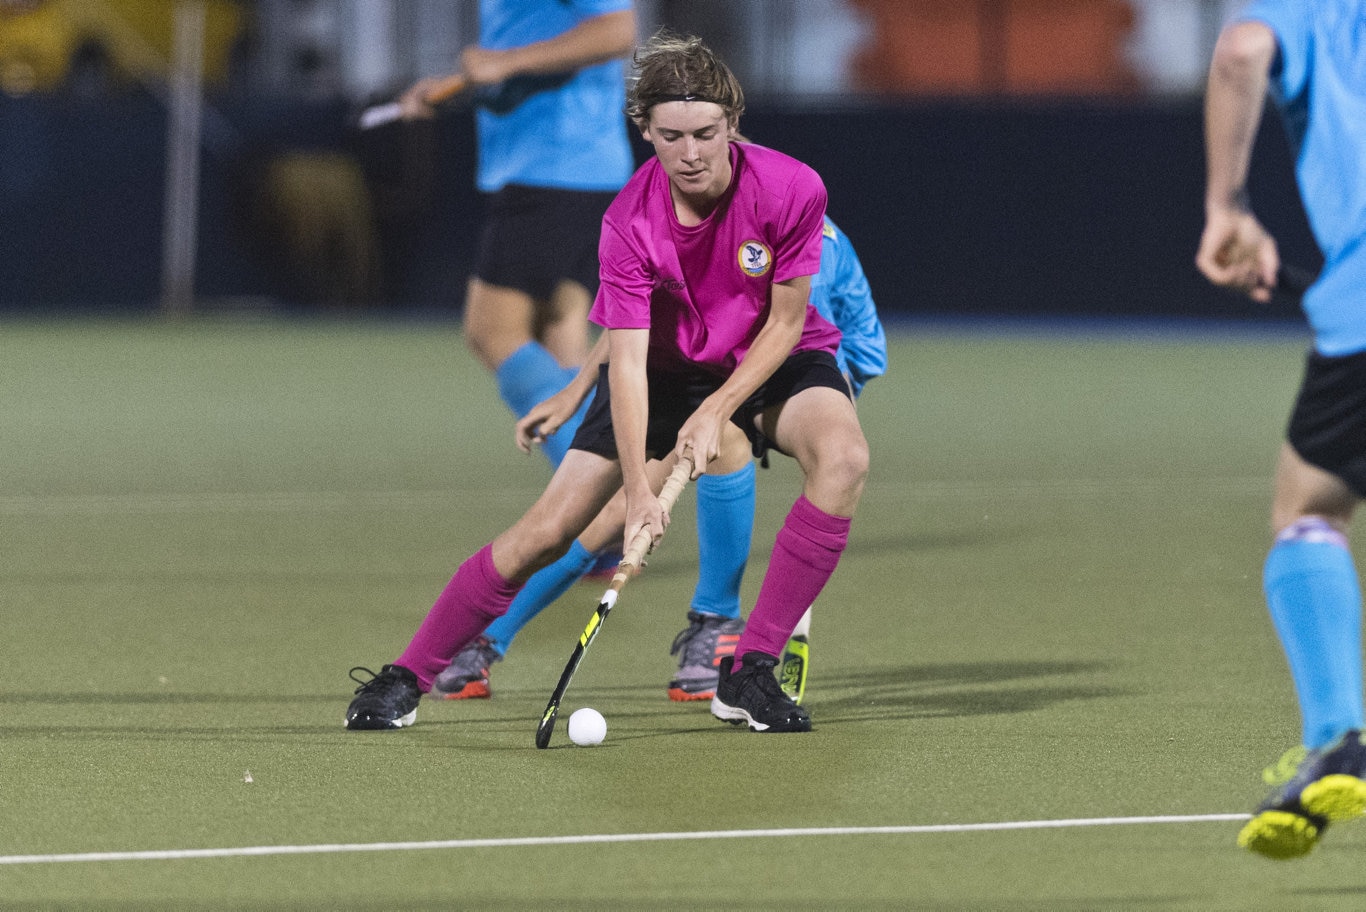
[4,315,1366,909]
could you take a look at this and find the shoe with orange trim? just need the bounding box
[432,636,501,700]
[667,611,744,701]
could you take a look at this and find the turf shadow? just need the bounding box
[811,660,1123,724]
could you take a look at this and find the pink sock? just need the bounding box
[396,545,522,691]
[737,496,850,662]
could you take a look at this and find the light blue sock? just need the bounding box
[690,462,756,620]
[1264,518,1364,749]
[494,342,588,467]
[483,539,597,656]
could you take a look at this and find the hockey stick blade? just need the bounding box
[534,452,694,749]
[535,589,618,749]
[779,607,812,704]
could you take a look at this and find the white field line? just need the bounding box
[0,815,1250,866]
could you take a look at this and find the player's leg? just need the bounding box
[537,278,593,368]
[1267,444,1362,749]
[463,276,587,467]
[670,423,755,701]
[536,277,616,553]
[1239,443,1366,857]
[433,455,683,698]
[465,187,609,468]
[434,484,624,700]
[346,449,620,729]
[1238,347,1366,856]
[738,385,865,661]
[433,538,598,699]
[713,372,867,733]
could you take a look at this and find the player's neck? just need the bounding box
[670,162,733,226]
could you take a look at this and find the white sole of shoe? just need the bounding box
[709,697,770,732]
[344,707,417,730]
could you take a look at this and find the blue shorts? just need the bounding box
[1287,348,1366,497]
[570,350,849,462]
[475,184,615,300]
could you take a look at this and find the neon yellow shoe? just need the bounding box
[1238,731,1366,860]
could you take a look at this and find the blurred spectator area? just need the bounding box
[0,0,1249,102]
[0,0,1307,317]
[849,0,1138,96]
[0,0,245,95]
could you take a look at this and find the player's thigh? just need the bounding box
[493,450,622,581]
[463,277,536,370]
[1271,443,1358,532]
[536,279,593,367]
[761,386,868,513]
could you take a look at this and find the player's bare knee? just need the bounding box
[812,435,869,502]
[513,536,578,582]
[1270,483,1356,535]
[498,515,581,580]
[463,329,490,365]
[1271,509,1353,539]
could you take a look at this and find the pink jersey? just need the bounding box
[591,142,841,376]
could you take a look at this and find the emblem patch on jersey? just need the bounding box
[738,240,772,277]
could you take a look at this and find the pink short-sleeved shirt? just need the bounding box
[591,142,841,376]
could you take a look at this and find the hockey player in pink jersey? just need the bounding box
[345,31,869,736]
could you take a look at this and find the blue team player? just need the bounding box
[1196,0,1366,860]
[398,0,637,467]
[433,215,888,701]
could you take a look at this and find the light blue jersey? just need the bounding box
[475,0,635,193]
[813,217,887,397]
[1238,0,1366,355]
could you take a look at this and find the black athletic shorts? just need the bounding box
[474,184,616,300]
[1287,347,1366,497]
[569,350,850,462]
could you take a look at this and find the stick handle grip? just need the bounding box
[618,452,694,576]
[423,73,468,104]
[359,74,468,130]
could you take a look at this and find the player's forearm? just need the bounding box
[609,382,651,500]
[607,329,651,496]
[498,9,637,78]
[706,279,808,417]
[563,333,610,405]
[1203,22,1276,211]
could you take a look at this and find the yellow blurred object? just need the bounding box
[0,0,244,95]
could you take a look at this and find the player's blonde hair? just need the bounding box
[625,31,745,132]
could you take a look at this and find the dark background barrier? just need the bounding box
[0,92,1320,321]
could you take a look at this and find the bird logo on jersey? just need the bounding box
[738,240,772,277]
